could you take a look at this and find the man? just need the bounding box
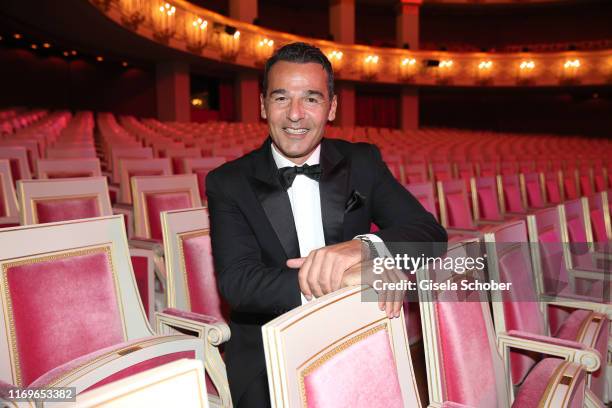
[206,42,447,407]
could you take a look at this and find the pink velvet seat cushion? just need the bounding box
[145,191,193,240]
[29,336,193,388]
[181,233,226,321]
[35,197,100,223]
[6,249,125,386]
[302,327,403,408]
[512,358,584,408]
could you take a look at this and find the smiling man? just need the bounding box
[206,42,446,407]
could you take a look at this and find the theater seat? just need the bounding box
[0,159,19,228]
[263,286,422,407]
[0,217,206,398]
[484,220,609,401]
[17,177,155,325]
[67,359,209,408]
[418,240,599,407]
[158,206,231,407]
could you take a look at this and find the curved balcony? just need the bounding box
[91,0,612,87]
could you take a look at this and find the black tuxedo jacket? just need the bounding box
[206,137,447,403]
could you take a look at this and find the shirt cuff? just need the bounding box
[353,234,392,258]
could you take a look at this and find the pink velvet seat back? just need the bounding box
[500,175,525,213]
[145,192,193,240]
[35,197,100,223]
[4,247,125,386]
[532,208,570,290]
[473,177,502,221]
[588,192,609,242]
[485,221,546,385]
[183,157,226,201]
[436,300,501,407]
[404,163,428,184]
[580,173,594,196]
[523,173,545,208]
[302,326,403,408]
[439,180,475,229]
[405,182,438,220]
[181,233,225,321]
[544,172,562,204]
[478,162,497,177]
[0,188,5,217]
[563,171,579,200]
[431,163,453,182]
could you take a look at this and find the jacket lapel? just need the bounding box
[319,139,350,245]
[249,139,300,259]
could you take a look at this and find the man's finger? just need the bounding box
[298,253,315,300]
[308,250,326,298]
[287,257,306,268]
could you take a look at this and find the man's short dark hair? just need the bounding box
[262,42,334,98]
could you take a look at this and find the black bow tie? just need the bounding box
[278,164,321,189]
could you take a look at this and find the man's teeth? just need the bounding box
[284,128,308,134]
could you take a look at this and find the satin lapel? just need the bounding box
[249,139,300,259]
[319,139,349,245]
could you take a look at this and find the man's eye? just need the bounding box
[275,97,287,102]
[306,98,320,103]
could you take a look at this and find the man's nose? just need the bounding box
[287,98,304,122]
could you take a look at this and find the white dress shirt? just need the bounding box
[271,143,388,305]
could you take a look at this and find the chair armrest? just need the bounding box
[540,294,612,319]
[445,228,482,237]
[156,308,230,345]
[498,330,601,373]
[567,267,609,282]
[129,238,163,255]
[155,308,232,408]
[585,388,605,408]
[428,402,474,408]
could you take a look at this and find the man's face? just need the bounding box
[261,61,337,164]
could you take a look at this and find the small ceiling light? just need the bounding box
[63,51,70,57]
[30,44,38,50]
[43,42,51,48]
[71,50,77,56]
[96,56,104,62]
[122,61,128,67]
[0,36,4,41]
[13,33,22,39]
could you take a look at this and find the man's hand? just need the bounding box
[342,260,407,319]
[287,240,407,319]
[286,240,363,300]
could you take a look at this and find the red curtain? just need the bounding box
[356,93,399,128]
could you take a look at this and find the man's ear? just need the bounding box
[327,94,338,122]
[260,94,267,120]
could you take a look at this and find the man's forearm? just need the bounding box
[216,262,302,315]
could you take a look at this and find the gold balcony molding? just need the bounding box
[92,0,612,87]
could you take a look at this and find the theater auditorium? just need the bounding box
[0,0,610,406]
